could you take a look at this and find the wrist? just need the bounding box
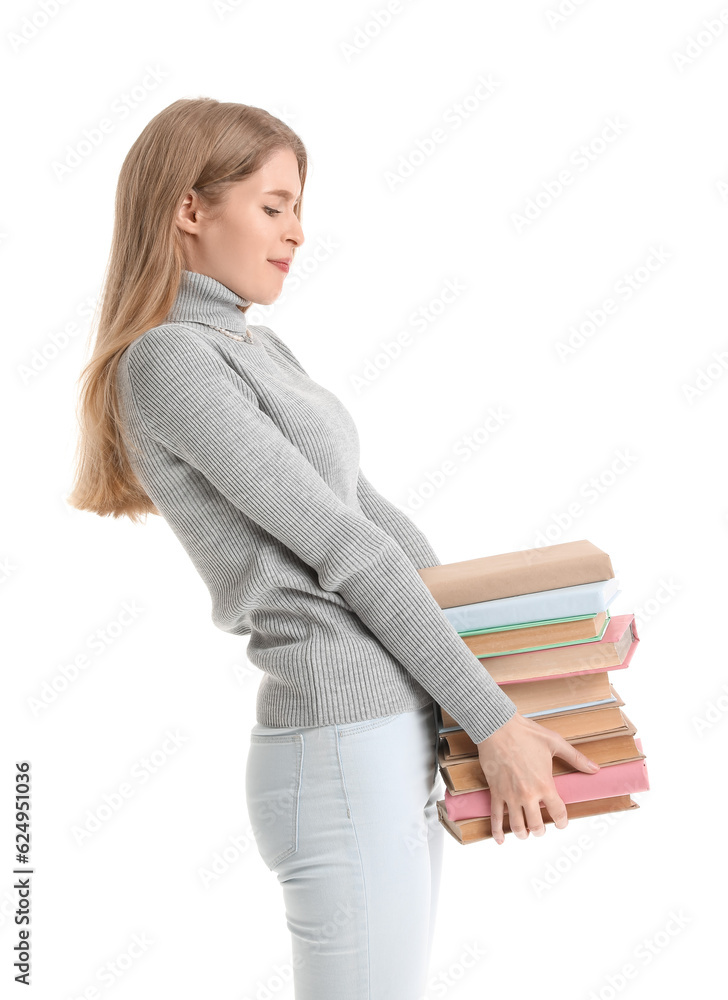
[477,709,519,747]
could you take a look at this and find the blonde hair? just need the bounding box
[66,97,307,523]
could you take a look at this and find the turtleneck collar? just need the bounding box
[165,270,252,336]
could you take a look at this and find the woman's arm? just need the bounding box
[124,326,517,743]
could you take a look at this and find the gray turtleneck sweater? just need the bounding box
[115,270,517,742]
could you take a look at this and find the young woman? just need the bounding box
[68,97,600,999]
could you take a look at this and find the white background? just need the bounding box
[3,0,726,997]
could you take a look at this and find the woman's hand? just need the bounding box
[477,711,601,845]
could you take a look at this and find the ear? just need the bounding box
[175,189,201,236]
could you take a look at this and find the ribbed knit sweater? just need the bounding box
[115,269,517,742]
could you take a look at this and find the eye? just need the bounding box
[263,206,281,216]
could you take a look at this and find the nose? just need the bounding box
[286,214,305,251]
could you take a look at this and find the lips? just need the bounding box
[268,259,290,273]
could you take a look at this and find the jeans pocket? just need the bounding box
[245,733,303,871]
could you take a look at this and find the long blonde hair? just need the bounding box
[66,97,307,523]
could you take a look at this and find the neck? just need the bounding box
[165,270,252,336]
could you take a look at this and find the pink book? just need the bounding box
[444,738,649,821]
[491,613,639,686]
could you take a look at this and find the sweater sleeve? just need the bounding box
[124,326,517,742]
[356,468,442,571]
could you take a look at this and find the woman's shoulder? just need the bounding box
[120,321,234,372]
[116,323,248,406]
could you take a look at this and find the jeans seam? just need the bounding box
[335,726,371,997]
[337,714,397,738]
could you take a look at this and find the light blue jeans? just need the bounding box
[245,701,445,999]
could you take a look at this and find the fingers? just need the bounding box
[492,796,531,843]
[491,789,569,843]
[490,796,505,845]
[573,747,601,772]
[506,801,529,840]
[541,788,569,831]
[484,730,588,844]
[523,799,547,837]
[552,735,600,773]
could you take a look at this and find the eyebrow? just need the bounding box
[263,189,301,202]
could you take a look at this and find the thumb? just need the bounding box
[552,735,600,773]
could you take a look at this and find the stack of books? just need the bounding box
[417,539,649,845]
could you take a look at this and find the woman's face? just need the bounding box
[176,146,304,305]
